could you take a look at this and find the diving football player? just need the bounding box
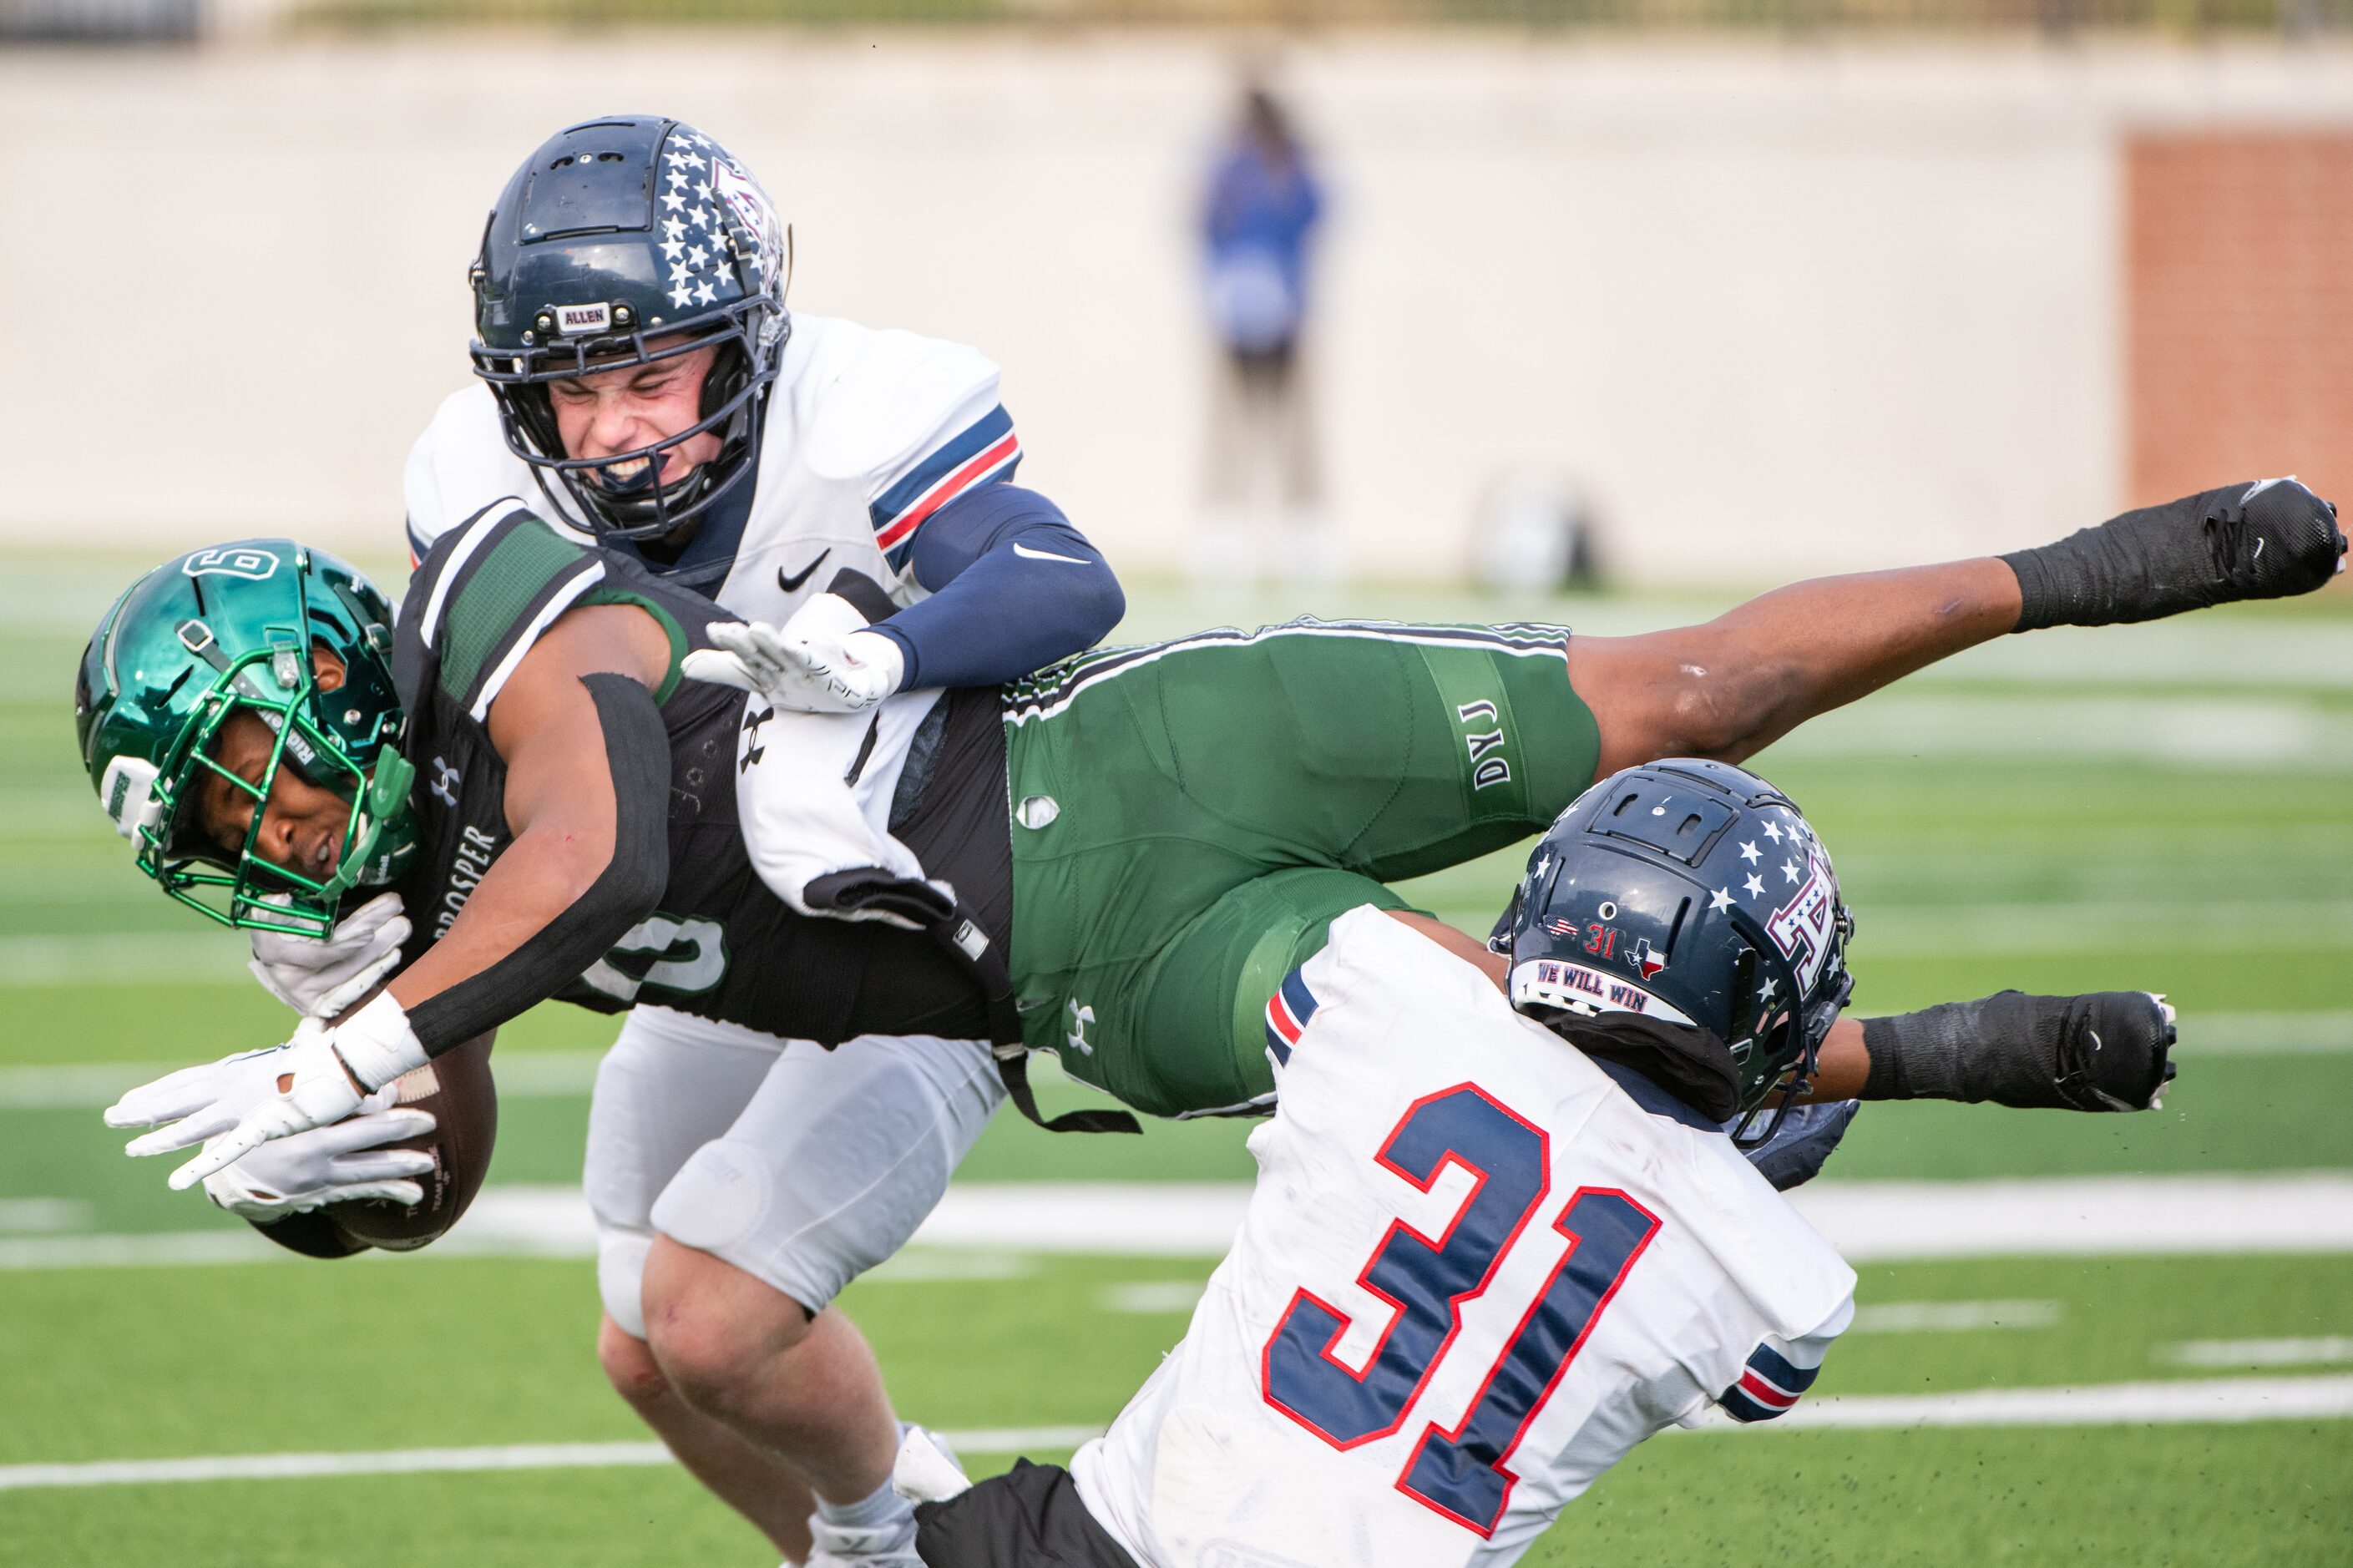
[83,476,2337,1563]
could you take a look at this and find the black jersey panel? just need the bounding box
[439,521,596,707]
[392,504,1015,1046]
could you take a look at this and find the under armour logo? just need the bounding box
[1065,999,1096,1056]
[739,705,773,774]
[428,756,460,808]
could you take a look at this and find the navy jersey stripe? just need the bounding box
[1746,1342,1819,1395]
[869,404,1016,530]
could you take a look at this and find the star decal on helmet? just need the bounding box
[469,115,792,540]
[655,144,759,311]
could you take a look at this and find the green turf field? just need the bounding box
[3,557,2349,1565]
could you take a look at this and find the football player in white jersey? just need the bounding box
[386,114,1122,1566]
[899,761,1866,1568]
[215,108,2346,1566]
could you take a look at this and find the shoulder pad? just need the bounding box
[403,385,548,561]
[797,321,1006,493]
[406,500,609,721]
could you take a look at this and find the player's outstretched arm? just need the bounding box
[1808,989,2177,1112]
[1572,480,2345,776]
[149,604,675,1189]
[383,604,674,1045]
[1399,914,2178,1115]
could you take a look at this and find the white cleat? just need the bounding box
[807,1424,959,1567]
[803,1517,922,1568]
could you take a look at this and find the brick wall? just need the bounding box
[2128,133,2353,511]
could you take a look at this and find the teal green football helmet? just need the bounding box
[73,541,417,939]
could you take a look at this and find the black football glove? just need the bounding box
[2005,478,2347,630]
[1863,990,2178,1113]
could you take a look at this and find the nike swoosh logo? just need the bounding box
[776,549,831,594]
[1012,542,1091,565]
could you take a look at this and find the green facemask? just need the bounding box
[77,540,417,940]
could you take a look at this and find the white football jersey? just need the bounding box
[402,313,1019,625]
[1071,908,1855,1568]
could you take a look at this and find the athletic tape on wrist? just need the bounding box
[327,992,429,1092]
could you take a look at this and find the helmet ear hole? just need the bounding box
[699,338,751,423]
[509,382,564,463]
[1728,946,1758,1037]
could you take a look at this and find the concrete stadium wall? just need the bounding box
[4,36,2351,582]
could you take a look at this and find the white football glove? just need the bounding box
[200,1102,438,1224]
[684,594,908,714]
[104,1031,321,1146]
[115,994,431,1191]
[248,891,412,1019]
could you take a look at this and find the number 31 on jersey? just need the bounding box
[1260,1083,1660,1536]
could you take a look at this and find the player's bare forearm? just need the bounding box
[384,604,672,1038]
[1806,1018,1869,1100]
[384,825,617,1014]
[1569,482,2345,780]
[1571,559,2020,776]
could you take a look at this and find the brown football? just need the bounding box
[329,1034,498,1252]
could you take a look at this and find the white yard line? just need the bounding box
[1760,694,2353,770]
[1101,1280,1210,1314]
[4,1173,2351,1272]
[2158,1337,2353,1369]
[909,1174,2353,1262]
[0,1050,607,1109]
[1848,1299,2062,1333]
[0,1199,90,1236]
[0,1426,1107,1493]
[1703,1375,2353,1433]
[1789,1173,2353,1261]
[2172,1011,2353,1055]
[6,1377,2349,1492]
[5,1012,2343,1116]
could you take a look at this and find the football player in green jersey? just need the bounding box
[80,479,2341,1564]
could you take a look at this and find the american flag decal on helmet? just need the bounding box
[1263,969,1320,1066]
[1718,1342,1819,1422]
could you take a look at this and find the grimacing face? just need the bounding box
[545,339,722,488]
[189,646,354,880]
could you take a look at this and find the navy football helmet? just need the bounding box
[469,114,791,543]
[1500,758,1855,1142]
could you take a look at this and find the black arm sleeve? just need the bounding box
[406,673,671,1055]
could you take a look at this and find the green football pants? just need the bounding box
[1002,619,1602,1117]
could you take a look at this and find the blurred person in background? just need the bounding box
[1197,78,1332,590]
